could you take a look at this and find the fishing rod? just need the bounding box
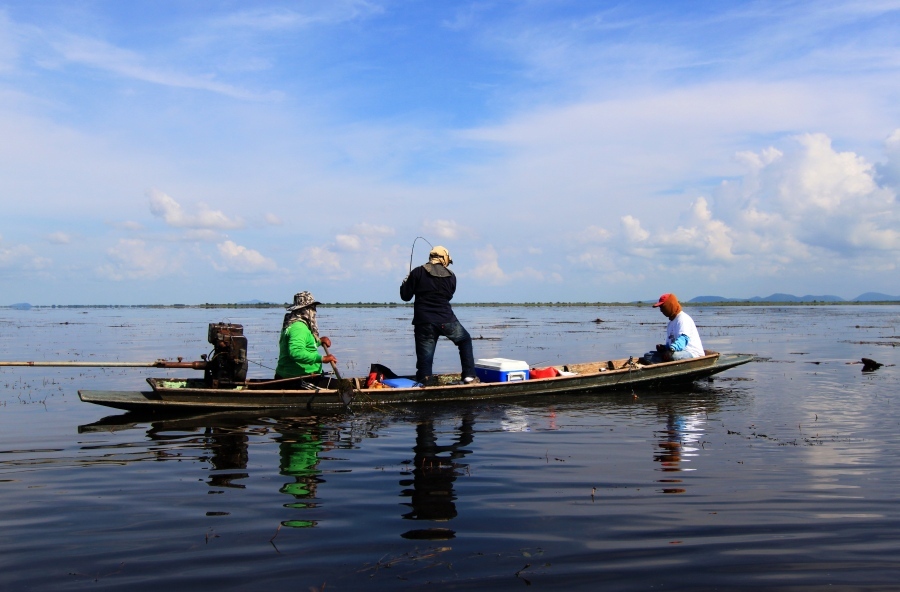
[409,236,433,272]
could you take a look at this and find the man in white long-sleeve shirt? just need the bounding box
[644,293,704,363]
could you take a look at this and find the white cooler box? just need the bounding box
[475,358,530,383]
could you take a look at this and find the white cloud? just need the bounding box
[335,234,362,251]
[729,133,900,255]
[621,215,649,243]
[423,219,475,241]
[97,239,173,280]
[352,222,395,239]
[470,244,505,284]
[265,213,282,226]
[776,133,878,213]
[211,2,384,31]
[320,223,402,274]
[470,244,561,285]
[0,236,50,270]
[659,197,735,261]
[50,33,280,101]
[574,131,900,286]
[575,225,611,243]
[216,240,277,273]
[336,222,395,251]
[299,246,347,280]
[876,128,900,190]
[148,189,244,230]
[182,229,222,242]
[47,232,71,245]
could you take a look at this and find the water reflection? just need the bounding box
[276,421,331,528]
[398,412,476,540]
[201,427,249,489]
[79,412,335,528]
[653,403,706,494]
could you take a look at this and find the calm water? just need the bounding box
[1,305,898,591]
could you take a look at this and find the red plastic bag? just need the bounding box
[530,367,560,379]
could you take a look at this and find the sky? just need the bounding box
[1,0,900,305]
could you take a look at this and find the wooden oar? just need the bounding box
[321,344,356,407]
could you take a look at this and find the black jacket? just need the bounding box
[400,264,458,325]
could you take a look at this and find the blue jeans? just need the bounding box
[414,321,475,382]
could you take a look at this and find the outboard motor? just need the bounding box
[205,323,248,387]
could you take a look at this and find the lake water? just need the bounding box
[1,304,898,591]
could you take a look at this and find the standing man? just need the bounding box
[646,293,705,362]
[400,246,476,385]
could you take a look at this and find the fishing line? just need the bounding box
[249,359,276,372]
[409,236,433,272]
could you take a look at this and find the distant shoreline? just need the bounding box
[4,301,900,310]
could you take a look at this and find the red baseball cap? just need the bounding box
[652,294,672,308]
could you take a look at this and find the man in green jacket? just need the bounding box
[275,291,337,379]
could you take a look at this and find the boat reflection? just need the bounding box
[78,411,346,529]
[398,412,476,540]
[75,385,737,537]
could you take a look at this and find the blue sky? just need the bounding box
[2,0,899,305]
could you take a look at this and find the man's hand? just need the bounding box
[322,354,337,364]
[320,336,332,348]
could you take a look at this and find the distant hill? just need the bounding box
[8,303,33,310]
[690,296,732,303]
[688,293,900,303]
[750,293,844,303]
[853,292,900,302]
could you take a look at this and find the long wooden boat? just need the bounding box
[78,351,754,413]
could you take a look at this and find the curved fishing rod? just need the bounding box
[409,236,433,272]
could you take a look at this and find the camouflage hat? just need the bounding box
[286,291,321,312]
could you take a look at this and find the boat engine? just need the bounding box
[204,323,248,387]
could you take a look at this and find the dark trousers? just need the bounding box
[414,321,475,382]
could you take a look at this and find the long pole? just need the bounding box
[0,360,207,369]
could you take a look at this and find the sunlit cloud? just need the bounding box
[216,240,277,273]
[148,189,244,231]
[97,239,174,280]
[469,244,561,285]
[299,245,347,280]
[422,219,476,241]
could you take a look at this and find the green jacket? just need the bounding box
[275,321,323,378]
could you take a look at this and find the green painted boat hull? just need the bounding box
[79,352,754,413]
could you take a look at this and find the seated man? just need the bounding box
[274,291,337,380]
[642,293,705,363]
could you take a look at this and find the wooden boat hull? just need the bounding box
[78,352,754,413]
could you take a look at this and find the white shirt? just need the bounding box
[666,311,705,358]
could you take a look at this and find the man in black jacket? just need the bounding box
[400,246,476,384]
